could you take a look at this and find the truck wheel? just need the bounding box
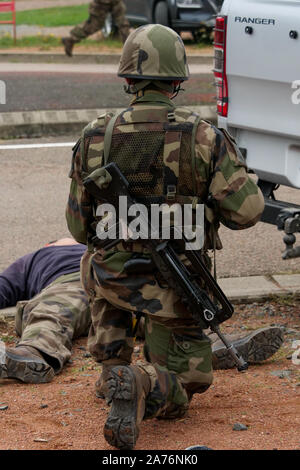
[154,2,170,27]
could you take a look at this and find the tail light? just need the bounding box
[214,16,228,117]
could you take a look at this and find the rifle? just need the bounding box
[83,162,248,372]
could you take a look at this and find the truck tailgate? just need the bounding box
[220,0,300,188]
[226,0,300,139]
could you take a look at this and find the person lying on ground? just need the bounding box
[0,238,284,384]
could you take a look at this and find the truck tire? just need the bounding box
[154,1,170,27]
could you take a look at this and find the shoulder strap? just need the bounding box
[163,130,182,201]
[103,111,123,165]
[191,115,202,195]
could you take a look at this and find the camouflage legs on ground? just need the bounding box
[15,276,91,372]
[70,0,130,44]
[87,297,134,365]
[83,250,213,419]
[141,316,213,419]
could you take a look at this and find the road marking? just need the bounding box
[0,142,75,150]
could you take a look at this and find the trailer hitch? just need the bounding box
[257,180,300,259]
[277,208,300,259]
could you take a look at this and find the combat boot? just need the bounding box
[0,345,55,383]
[62,37,76,57]
[211,326,284,369]
[95,361,131,399]
[95,364,113,399]
[103,365,150,450]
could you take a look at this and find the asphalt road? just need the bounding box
[0,136,299,278]
[0,64,215,112]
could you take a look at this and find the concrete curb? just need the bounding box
[218,274,300,304]
[0,105,217,139]
[0,52,214,65]
[1,274,299,321]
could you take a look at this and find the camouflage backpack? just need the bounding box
[80,103,205,208]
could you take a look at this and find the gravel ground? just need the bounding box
[0,299,299,450]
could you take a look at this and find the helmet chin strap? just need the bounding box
[124,79,184,97]
[171,83,185,99]
[123,80,152,94]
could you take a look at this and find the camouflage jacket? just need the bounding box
[66,90,264,249]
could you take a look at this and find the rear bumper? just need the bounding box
[218,119,300,190]
[172,19,215,30]
[172,11,215,30]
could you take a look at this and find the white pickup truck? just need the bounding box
[213,0,300,259]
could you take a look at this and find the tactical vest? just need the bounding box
[81,103,222,253]
[82,104,207,208]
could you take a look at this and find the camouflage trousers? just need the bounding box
[70,0,130,44]
[15,273,91,372]
[82,250,213,419]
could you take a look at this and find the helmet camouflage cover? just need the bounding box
[118,24,190,81]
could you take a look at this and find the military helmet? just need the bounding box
[118,24,190,82]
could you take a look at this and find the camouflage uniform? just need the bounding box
[65,24,264,447]
[70,0,130,44]
[15,273,91,372]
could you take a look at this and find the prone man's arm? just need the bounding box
[0,255,32,308]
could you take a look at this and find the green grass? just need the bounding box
[0,34,122,50]
[0,34,60,48]
[0,4,89,27]
[0,4,214,47]
[268,293,298,306]
[0,335,15,343]
[0,33,211,51]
